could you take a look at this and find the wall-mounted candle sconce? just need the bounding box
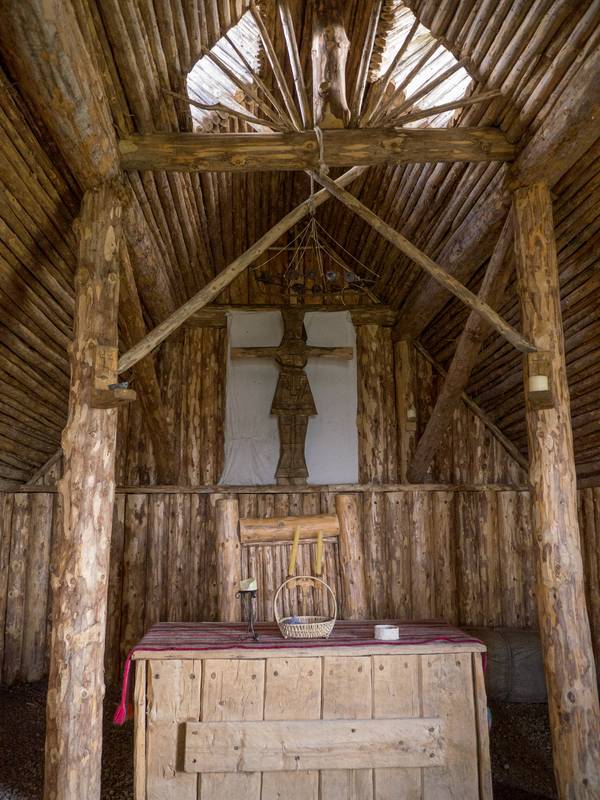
[527,351,554,410]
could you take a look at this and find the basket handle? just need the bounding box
[273,575,337,624]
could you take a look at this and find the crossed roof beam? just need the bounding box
[3,0,598,485]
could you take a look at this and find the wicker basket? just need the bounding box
[274,576,337,639]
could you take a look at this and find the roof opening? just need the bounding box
[369,4,472,128]
[186,11,262,132]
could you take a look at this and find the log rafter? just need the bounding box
[394,44,600,342]
[408,216,517,482]
[119,128,515,172]
[117,166,367,373]
[0,0,178,484]
[309,170,535,354]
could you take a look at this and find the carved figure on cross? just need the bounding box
[231,308,352,484]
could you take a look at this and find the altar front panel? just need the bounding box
[134,643,491,800]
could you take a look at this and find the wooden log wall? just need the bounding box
[355,322,398,483]
[30,316,526,490]
[3,484,600,686]
[412,347,528,485]
[115,324,226,486]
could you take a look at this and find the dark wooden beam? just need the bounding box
[309,171,535,353]
[394,45,600,341]
[513,182,600,796]
[118,128,515,172]
[408,217,515,482]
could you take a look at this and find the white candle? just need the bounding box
[528,374,549,393]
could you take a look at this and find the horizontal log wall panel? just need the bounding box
[2,486,600,684]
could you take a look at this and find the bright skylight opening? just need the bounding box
[187,4,471,132]
[187,11,262,132]
[371,4,471,127]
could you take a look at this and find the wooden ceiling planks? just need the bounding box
[0,0,598,481]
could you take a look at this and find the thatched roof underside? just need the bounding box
[0,0,598,484]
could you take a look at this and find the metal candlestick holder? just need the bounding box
[236,586,258,641]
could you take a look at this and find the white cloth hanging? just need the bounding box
[220,310,358,485]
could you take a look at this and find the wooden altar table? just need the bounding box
[127,621,491,799]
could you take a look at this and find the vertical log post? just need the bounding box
[215,497,241,622]
[513,182,600,797]
[355,320,398,483]
[335,494,368,618]
[394,338,418,482]
[45,182,123,800]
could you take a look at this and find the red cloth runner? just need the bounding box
[114,620,483,724]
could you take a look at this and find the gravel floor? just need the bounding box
[0,682,556,799]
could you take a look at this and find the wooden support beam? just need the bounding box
[408,217,514,482]
[231,346,352,360]
[278,0,312,129]
[335,494,368,618]
[350,0,382,126]
[395,338,418,483]
[361,17,419,126]
[312,0,350,128]
[413,341,529,472]
[119,242,177,484]
[45,182,123,800]
[215,497,241,622]
[394,45,600,341]
[116,166,367,373]
[250,1,302,131]
[239,514,339,545]
[0,0,118,188]
[513,182,600,796]
[119,128,515,172]
[310,170,535,353]
[389,89,502,128]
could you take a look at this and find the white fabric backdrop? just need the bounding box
[220,310,358,485]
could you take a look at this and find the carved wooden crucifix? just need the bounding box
[231,308,352,484]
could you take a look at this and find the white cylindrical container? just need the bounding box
[528,374,549,393]
[374,624,400,641]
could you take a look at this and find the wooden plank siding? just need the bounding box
[2,485,600,684]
